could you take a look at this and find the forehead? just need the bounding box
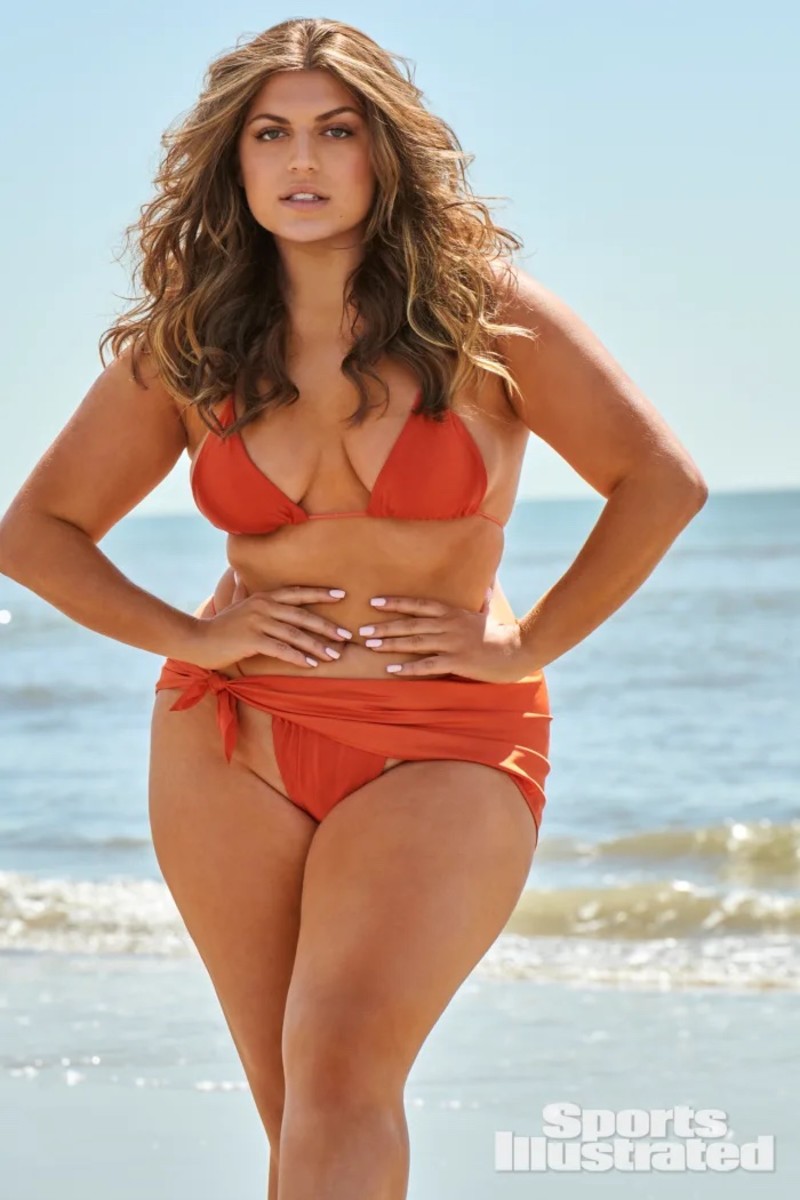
[245,69,361,117]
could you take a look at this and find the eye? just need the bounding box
[254,126,355,142]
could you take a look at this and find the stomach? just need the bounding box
[202,513,509,680]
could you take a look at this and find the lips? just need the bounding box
[280,189,329,200]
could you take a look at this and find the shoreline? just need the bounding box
[1,955,796,1198]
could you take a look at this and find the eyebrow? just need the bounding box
[246,106,363,126]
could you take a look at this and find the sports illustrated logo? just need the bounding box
[495,1103,775,1173]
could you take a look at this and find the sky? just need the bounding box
[1,0,797,515]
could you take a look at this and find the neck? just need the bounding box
[275,234,366,344]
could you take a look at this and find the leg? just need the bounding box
[149,682,317,1196]
[149,669,408,1193]
[278,760,537,1199]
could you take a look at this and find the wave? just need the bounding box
[2,869,800,992]
[539,819,800,881]
[506,879,800,938]
[0,871,189,958]
[7,818,799,872]
[1,832,150,851]
[479,932,800,991]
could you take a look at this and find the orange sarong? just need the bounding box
[155,658,552,833]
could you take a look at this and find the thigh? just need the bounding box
[281,759,537,1094]
[148,680,317,1136]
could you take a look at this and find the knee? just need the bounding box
[282,997,409,1107]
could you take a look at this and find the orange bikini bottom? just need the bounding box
[154,652,552,834]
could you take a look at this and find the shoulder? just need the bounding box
[112,343,187,418]
[488,261,610,421]
[485,259,547,419]
[2,342,190,544]
[120,343,206,443]
[489,259,566,349]
[486,262,708,498]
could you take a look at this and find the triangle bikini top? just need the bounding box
[190,390,505,536]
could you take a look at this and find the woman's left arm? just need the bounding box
[498,267,708,672]
[362,268,707,681]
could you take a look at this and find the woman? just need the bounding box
[0,17,707,1200]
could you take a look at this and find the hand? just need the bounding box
[183,579,353,670]
[358,594,533,682]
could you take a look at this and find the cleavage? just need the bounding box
[234,391,418,511]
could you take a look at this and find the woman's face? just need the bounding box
[237,69,377,248]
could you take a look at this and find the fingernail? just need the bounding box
[386,664,402,673]
[306,656,319,666]
[329,589,346,598]
[370,597,387,606]
[365,638,382,648]
[325,647,341,659]
[359,625,375,636]
[337,627,353,639]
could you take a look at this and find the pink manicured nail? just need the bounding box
[386,664,402,673]
[365,638,382,648]
[370,597,387,606]
[306,657,319,667]
[325,646,341,659]
[329,589,346,598]
[337,627,353,639]
[359,625,375,636]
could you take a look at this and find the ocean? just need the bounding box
[1,488,798,1197]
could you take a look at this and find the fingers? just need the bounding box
[365,595,450,617]
[255,638,321,667]
[383,656,453,677]
[257,617,344,665]
[228,583,352,644]
[355,602,469,670]
[267,585,348,604]
[361,633,450,655]
[208,582,352,667]
[255,636,324,669]
[211,584,465,671]
[357,616,444,639]
[249,597,352,644]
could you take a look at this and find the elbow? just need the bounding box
[612,458,709,527]
[0,507,90,584]
[682,469,709,510]
[0,515,24,580]
[677,467,709,511]
[635,456,709,510]
[666,445,709,507]
[666,467,710,519]
[671,450,709,505]
[0,507,16,574]
[0,505,42,581]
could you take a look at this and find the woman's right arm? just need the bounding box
[0,350,199,659]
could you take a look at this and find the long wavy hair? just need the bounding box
[98,16,536,436]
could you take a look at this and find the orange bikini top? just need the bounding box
[190,391,505,536]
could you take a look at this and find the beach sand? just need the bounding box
[1,950,795,1199]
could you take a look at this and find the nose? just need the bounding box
[287,131,319,172]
